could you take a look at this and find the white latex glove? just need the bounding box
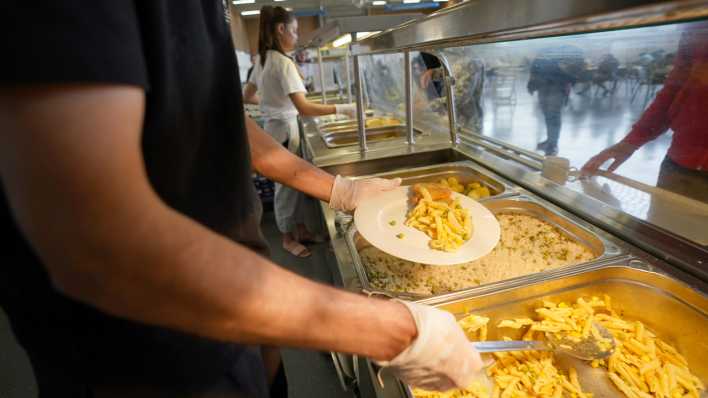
[328,175,401,212]
[375,301,486,392]
[334,103,357,119]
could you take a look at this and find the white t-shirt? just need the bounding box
[248,50,306,122]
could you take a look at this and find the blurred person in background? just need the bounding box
[242,6,357,258]
[594,53,620,96]
[527,45,584,156]
[582,21,708,204]
[417,52,485,133]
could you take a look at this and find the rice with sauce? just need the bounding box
[360,213,596,295]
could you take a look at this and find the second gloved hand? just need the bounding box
[375,301,486,392]
[334,103,357,119]
[329,175,401,212]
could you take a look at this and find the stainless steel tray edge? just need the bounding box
[321,127,426,149]
[351,160,520,201]
[397,260,708,398]
[344,194,626,301]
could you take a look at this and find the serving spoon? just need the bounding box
[472,322,616,361]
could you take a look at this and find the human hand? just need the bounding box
[334,103,357,119]
[375,301,486,392]
[328,175,401,212]
[420,69,435,89]
[581,141,638,176]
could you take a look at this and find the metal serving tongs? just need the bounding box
[474,322,616,361]
[375,325,615,391]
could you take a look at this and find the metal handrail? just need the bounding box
[460,128,546,164]
[460,135,543,170]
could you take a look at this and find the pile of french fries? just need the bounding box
[414,296,704,398]
[405,184,472,252]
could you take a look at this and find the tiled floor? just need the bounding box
[0,209,356,398]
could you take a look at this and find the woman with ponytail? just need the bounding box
[244,6,356,257]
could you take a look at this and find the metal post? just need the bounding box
[403,50,414,145]
[353,55,368,152]
[345,49,352,103]
[435,52,458,145]
[318,47,327,104]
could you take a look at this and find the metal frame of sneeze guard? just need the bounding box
[428,50,458,146]
[404,50,415,145]
[317,47,328,104]
[346,0,708,153]
[353,54,367,152]
[351,50,459,153]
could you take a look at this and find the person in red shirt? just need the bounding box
[582,21,708,203]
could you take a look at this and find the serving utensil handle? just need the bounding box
[473,340,548,353]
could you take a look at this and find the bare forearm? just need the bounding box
[0,85,414,362]
[64,199,413,359]
[244,95,259,105]
[247,117,334,201]
[299,102,336,117]
[290,92,336,117]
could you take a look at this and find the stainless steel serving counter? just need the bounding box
[303,117,707,281]
[376,258,708,398]
[302,117,453,168]
[302,122,708,396]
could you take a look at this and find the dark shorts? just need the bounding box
[657,156,708,203]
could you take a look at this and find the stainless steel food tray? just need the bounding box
[316,110,376,130]
[322,121,403,134]
[321,126,422,148]
[345,195,623,300]
[355,161,517,201]
[399,262,708,398]
[319,120,358,131]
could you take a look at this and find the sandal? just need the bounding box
[295,227,328,244]
[295,233,328,244]
[282,240,312,258]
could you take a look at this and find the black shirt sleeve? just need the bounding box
[0,1,148,88]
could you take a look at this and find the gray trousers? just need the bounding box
[263,118,311,235]
[538,86,568,147]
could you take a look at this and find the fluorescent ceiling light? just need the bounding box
[241,9,260,15]
[402,0,421,3]
[232,0,255,4]
[332,34,352,48]
[356,31,381,40]
[372,0,386,4]
[274,0,287,2]
[433,0,448,2]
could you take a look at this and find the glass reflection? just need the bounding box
[360,53,405,115]
[432,20,707,244]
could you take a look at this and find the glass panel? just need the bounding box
[360,52,405,119]
[411,51,450,136]
[439,20,708,245]
[299,48,350,102]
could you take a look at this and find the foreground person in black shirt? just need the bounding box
[0,2,484,397]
